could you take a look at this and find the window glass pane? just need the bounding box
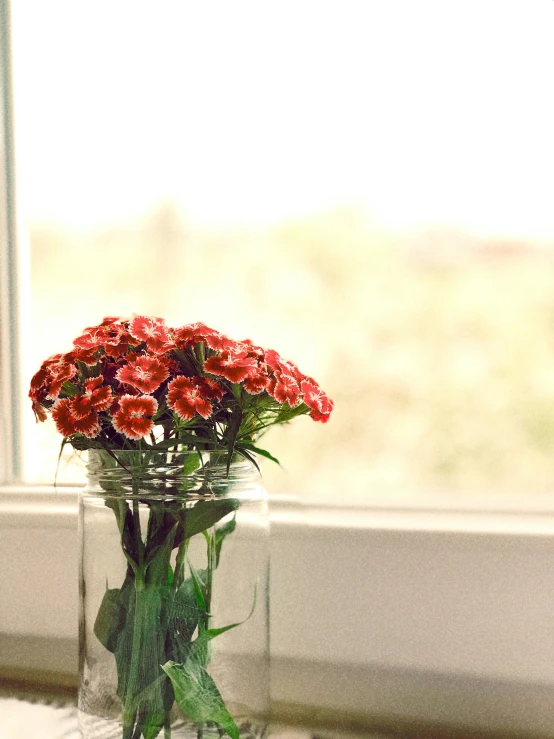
[12,1,554,499]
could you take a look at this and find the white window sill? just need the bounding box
[2,486,554,736]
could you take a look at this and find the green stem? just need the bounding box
[123,493,146,738]
[173,535,188,590]
[202,530,216,630]
[164,716,171,739]
[122,573,146,737]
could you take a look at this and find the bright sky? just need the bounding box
[11,1,554,239]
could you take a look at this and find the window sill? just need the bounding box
[2,485,554,736]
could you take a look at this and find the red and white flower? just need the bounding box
[72,376,113,419]
[269,373,301,406]
[129,316,171,354]
[301,380,334,423]
[244,372,270,395]
[116,355,169,394]
[112,394,158,440]
[41,355,78,399]
[167,376,214,420]
[173,322,235,352]
[52,398,101,438]
[204,350,258,383]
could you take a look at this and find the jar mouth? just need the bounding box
[85,448,262,500]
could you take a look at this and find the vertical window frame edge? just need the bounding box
[0,0,22,484]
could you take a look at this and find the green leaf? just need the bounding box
[187,559,207,612]
[225,407,243,473]
[236,442,281,466]
[196,580,258,646]
[181,452,201,475]
[215,514,236,568]
[180,498,240,542]
[93,587,126,653]
[117,584,168,738]
[60,380,79,397]
[161,659,239,739]
[145,522,178,586]
[165,577,202,663]
[233,446,261,474]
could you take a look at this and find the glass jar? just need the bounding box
[78,449,270,739]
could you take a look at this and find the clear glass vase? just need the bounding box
[78,449,270,739]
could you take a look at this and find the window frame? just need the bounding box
[0,0,21,485]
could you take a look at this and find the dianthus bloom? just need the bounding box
[72,376,113,419]
[52,398,101,438]
[116,355,170,394]
[204,349,258,383]
[30,316,334,449]
[129,316,171,354]
[112,395,159,440]
[167,376,217,420]
[301,380,334,423]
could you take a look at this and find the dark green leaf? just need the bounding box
[215,514,236,568]
[165,576,202,664]
[181,498,239,541]
[145,522,178,586]
[116,584,168,738]
[236,442,281,466]
[161,659,239,739]
[93,588,126,653]
[225,407,243,473]
[187,560,207,612]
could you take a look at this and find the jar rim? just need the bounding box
[85,447,261,479]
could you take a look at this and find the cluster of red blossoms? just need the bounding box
[29,316,333,444]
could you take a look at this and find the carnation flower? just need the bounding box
[204,350,258,383]
[112,394,159,440]
[129,316,171,354]
[167,376,214,420]
[52,398,101,438]
[30,315,333,455]
[72,376,113,419]
[269,373,301,406]
[116,355,170,394]
[301,380,334,423]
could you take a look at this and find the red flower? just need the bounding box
[173,322,235,351]
[244,372,270,395]
[200,377,226,401]
[204,350,258,383]
[32,400,47,423]
[52,398,101,438]
[167,376,214,420]
[264,349,303,382]
[72,376,113,419]
[301,380,334,423]
[116,355,169,394]
[101,323,134,358]
[73,326,107,351]
[112,394,158,440]
[129,316,171,354]
[42,356,77,399]
[70,347,99,366]
[29,367,49,400]
[270,373,301,406]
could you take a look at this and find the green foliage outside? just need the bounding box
[28,206,554,498]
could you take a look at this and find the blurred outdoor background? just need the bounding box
[11,1,554,501]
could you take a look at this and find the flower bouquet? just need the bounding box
[30,316,333,739]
